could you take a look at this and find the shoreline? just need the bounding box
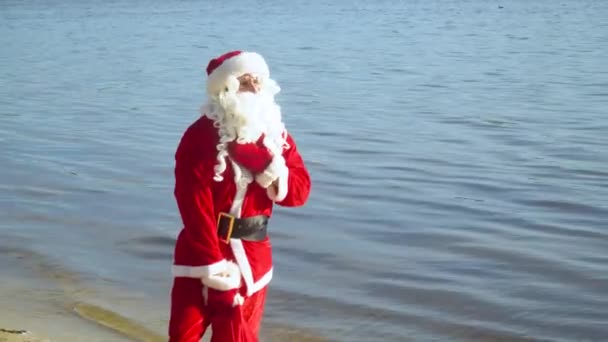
[0,244,327,342]
[0,285,329,342]
[0,279,138,342]
[0,296,328,342]
[0,329,47,342]
[0,242,153,342]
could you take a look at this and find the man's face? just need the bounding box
[237,73,261,94]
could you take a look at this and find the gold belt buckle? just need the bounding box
[217,212,235,244]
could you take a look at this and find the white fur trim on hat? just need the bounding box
[207,52,270,96]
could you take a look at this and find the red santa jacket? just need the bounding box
[171,115,311,296]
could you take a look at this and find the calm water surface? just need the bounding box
[1,0,607,341]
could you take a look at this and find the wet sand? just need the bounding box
[0,243,327,342]
[0,283,134,342]
[0,288,327,342]
[0,245,135,341]
[0,329,44,342]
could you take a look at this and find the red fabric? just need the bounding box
[206,287,240,313]
[241,237,273,286]
[173,118,224,268]
[171,115,311,340]
[207,50,242,75]
[169,277,267,342]
[173,116,311,273]
[275,133,312,207]
[227,135,273,174]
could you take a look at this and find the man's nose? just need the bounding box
[244,82,258,93]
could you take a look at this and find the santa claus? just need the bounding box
[169,50,311,341]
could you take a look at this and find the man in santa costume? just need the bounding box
[169,50,311,341]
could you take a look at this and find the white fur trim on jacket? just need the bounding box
[207,52,270,96]
[255,156,289,202]
[201,261,242,291]
[230,238,274,297]
[172,259,228,278]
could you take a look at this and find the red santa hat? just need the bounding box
[205,50,270,96]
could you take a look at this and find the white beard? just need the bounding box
[203,89,288,181]
[233,92,283,145]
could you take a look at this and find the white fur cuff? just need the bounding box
[255,156,288,188]
[255,156,289,202]
[201,261,242,291]
[266,173,288,202]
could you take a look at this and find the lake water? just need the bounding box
[1,0,607,341]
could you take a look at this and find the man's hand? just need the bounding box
[227,135,273,174]
[269,179,279,193]
[201,261,243,313]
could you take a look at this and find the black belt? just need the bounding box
[217,213,269,243]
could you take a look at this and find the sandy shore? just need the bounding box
[0,273,325,342]
[0,275,163,342]
[0,292,327,342]
[0,242,327,342]
[0,325,326,342]
[0,329,47,342]
[0,242,152,342]
[0,279,138,342]
[0,302,326,342]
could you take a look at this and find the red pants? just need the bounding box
[169,277,267,342]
